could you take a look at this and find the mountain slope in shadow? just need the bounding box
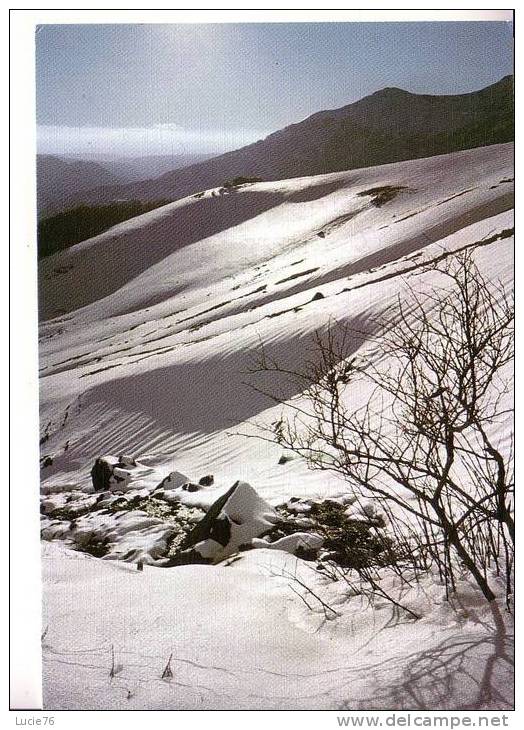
[68,76,513,208]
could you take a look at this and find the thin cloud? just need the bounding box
[37,124,271,157]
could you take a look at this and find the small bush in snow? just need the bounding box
[252,250,514,607]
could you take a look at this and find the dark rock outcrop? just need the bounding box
[91,456,117,492]
[198,474,214,486]
[181,482,202,493]
[90,455,134,492]
[169,481,278,565]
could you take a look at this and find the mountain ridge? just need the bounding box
[59,75,513,210]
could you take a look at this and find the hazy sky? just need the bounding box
[36,21,513,157]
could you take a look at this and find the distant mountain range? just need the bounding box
[57,152,214,183]
[36,156,120,215]
[48,75,514,213]
[36,152,214,217]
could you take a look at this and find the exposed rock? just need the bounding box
[198,474,214,486]
[181,482,202,492]
[156,471,190,491]
[90,455,143,491]
[278,453,294,465]
[311,291,325,301]
[155,489,182,505]
[179,483,234,546]
[52,455,392,571]
[91,456,119,492]
[252,532,324,558]
[171,481,278,565]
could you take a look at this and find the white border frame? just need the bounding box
[8,5,516,724]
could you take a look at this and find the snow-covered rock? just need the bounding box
[181,482,202,492]
[90,455,133,492]
[252,531,324,556]
[173,480,279,564]
[51,509,177,563]
[156,470,190,490]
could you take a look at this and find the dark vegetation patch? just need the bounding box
[395,209,425,223]
[43,500,97,521]
[267,305,303,319]
[129,345,176,364]
[178,299,233,324]
[54,493,206,561]
[357,185,407,207]
[275,267,320,285]
[38,200,170,259]
[479,227,514,245]
[236,284,267,299]
[174,285,268,330]
[268,499,396,569]
[308,501,392,569]
[322,209,363,236]
[230,283,268,297]
[435,188,476,207]
[337,227,514,298]
[79,362,122,378]
[222,176,263,188]
[491,177,515,190]
[108,494,203,523]
[73,534,110,558]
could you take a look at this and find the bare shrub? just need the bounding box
[251,250,514,606]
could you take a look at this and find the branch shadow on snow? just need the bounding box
[343,604,514,711]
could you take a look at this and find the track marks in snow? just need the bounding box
[275,267,320,285]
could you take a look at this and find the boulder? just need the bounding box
[252,532,324,558]
[171,480,278,565]
[90,455,132,492]
[156,471,190,491]
[198,474,214,486]
[278,453,294,465]
[181,482,202,492]
[91,456,119,491]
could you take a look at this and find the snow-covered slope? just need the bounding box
[42,541,513,710]
[39,143,513,497]
[38,143,514,710]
